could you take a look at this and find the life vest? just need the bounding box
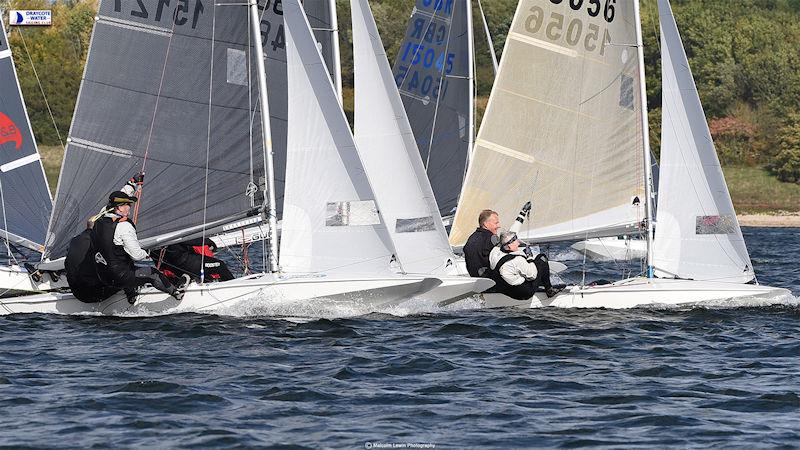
[90,215,136,286]
[487,253,538,300]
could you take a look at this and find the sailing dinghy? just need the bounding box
[449,0,789,309]
[0,0,466,315]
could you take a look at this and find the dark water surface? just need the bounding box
[1,227,798,448]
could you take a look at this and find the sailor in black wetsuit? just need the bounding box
[90,185,184,304]
[155,237,234,283]
[463,209,502,278]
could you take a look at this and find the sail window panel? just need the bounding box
[226,48,248,86]
[395,217,436,233]
[325,201,381,227]
[695,215,736,235]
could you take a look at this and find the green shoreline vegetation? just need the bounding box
[14,0,800,213]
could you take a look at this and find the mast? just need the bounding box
[476,0,497,75]
[328,0,343,101]
[249,0,279,272]
[465,0,476,175]
[633,0,655,277]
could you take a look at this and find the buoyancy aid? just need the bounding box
[91,215,136,286]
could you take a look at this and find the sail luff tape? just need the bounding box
[0,153,40,173]
[0,50,12,60]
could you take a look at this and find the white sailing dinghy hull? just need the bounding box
[0,273,445,315]
[479,278,792,310]
[0,265,69,298]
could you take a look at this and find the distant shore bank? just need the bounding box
[738,214,800,228]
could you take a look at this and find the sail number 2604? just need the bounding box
[524,2,614,55]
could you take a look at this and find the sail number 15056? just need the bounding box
[524,5,612,55]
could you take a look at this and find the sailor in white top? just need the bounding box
[488,230,560,300]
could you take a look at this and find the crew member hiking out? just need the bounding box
[488,230,562,300]
[154,237,234,283]
[89,174,186,304]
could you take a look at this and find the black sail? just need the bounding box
[45,0,268,258]
[391,0,471,217]
[0,20,53,252]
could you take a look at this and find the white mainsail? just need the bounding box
[350,0,455,275]
[449,0,646,246]
[651,0,753,283]
[279,0,397,274]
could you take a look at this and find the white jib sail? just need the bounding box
[652,0,754,283]
[449,0,646,246]
[350,0,455,274]
[279,0,397,275]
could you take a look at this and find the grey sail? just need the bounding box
[391,0,471,217]
[44,0,267,259]
[0,19,53,253]
[303,0,341,96]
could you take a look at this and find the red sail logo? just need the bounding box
[0,112,22,150]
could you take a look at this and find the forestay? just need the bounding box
[652,0,753,283]
[0,20,52,253]
[303,0,341,98]
[279,0,396,274]
[351,0,455,275]
[449,0,646,246]
[44,0,264,259]
[391,0,472,217]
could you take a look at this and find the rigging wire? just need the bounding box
[15,29,65,150]
[423,2,457,172]
[200,0,219,285]
[133,6,181,223]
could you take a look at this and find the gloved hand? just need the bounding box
[523,244,533,257]
[521,201,532,217]
[130,172,145,185]
[126,172,145,191]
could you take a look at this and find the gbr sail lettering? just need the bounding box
[393,9,456,100]
[523,0,616,56]
[114,0,204,29]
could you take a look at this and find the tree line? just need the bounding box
[6,0,800,182]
